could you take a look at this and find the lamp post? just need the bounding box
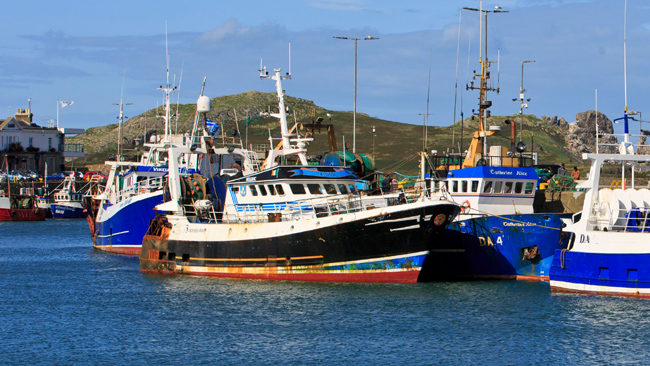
[333,35,379,154]
[513,60,535,142]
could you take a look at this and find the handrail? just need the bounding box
[182,187,429,224]
[589,201,650,232]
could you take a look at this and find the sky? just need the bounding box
[2,0,649,137]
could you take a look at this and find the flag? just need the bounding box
[205,119,219,136]
[59,100,74,108]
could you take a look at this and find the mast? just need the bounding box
[613,0,634,155]
[158,22,177,143]
[462,4,508,167]
[259,50,312,169]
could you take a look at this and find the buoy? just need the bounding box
[461,200,471,214]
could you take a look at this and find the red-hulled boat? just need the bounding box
[0,193,46,221]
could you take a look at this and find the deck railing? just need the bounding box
[116,176,164,203]
[589,202,650,232]
[183,187,426,224]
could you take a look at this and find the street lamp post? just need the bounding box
[333,35,378,154]
[513,60,535,142]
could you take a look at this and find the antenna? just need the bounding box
[425,51,432,152]
[497,49,501,92]
[158,22,178,142]
[259,58,266,77]
[623,0,627,110]
[113,61,132,162]
[175,61,184,135]
[453,9,462,153]
[478,0,483,62]
[594,89,598,154]
[288,43,292,75]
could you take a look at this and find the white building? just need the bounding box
[0,108,85,174]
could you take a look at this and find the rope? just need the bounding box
[560,248,567,269]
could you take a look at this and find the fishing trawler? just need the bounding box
[419,4,568,281]
[140,64,461,283]
[50,175,88,219]
[549,6,650,297]
[550,107,650,297]
[0,189,46,221]
[88,73,260,255]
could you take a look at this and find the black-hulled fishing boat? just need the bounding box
[140,64,460,282]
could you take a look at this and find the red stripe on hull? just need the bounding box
[0,208,46,221]
[94,245,141,256]
[141,268,421,283]
[551,286,650,299]
[516,275,549,282]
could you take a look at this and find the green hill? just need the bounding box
[70,91,580,176]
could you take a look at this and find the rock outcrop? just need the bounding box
[564,110,618,156]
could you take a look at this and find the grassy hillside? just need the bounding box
[70,91,581,176]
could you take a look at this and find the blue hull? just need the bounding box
[549,250,650,297]
[51,204,87,219]
[94,193,163,255]
[420,213,570,280]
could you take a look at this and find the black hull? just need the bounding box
[140,202,460,282]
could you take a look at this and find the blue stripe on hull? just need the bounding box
[326,253,427,272]
[421,213,569,280]
[550,250,650,290]
[95,194,163,248]
[51,204,86,219]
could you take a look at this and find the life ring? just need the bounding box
[461,200,471,214]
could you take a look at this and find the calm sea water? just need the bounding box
[2,219,649,365]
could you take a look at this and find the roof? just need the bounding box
[0,116,57,132]
[447,166,538,180]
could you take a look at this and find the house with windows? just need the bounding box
[0,108,85,175]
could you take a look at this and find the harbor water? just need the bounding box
[3,220,650,365]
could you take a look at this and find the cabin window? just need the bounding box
[471,180,479,193]
[504,182,513,194]
[493,181,503,194]
[348,184,355,193]
[275,184,285,196]
[461,180,468,193]
[231,186,239,194]
[258,185,268,196]
[324,184,337,194]
[250,185,258,196]
[524,182,534,195]
[290,184,306,194]
[267,185,277,195]
[307,184,322,195]
[452,181,458,193]
[338,184,348,194]
[483,181,493,193]
[514,182,523,194]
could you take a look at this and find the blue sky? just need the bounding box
[1,0,649,134]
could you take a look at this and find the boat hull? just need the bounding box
[420,213,570,281]
[0,208,47,221]
[550,250,650,298]
[140,202,460,283]
[92,192,163,256]
[51,203,86,219]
